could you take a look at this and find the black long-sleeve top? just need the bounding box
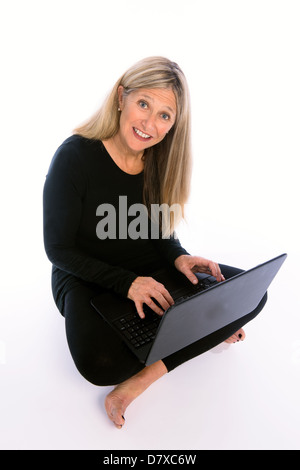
[43,135,188,314]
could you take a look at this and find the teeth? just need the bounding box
[134,127,151,139]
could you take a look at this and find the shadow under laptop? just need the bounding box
[210,342,231,354]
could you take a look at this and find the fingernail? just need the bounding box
[122,415,125,421]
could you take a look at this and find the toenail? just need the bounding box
[238,334,242,339]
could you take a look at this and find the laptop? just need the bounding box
[90,253,287,366]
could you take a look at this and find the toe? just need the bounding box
[108,405,126,429]
[115,413,126,428]
[224,328,246,343]
[237,328,246,340]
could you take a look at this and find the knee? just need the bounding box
[71,351,142,386]
[72,354,128,386]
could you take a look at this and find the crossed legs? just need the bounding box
[63,264,267,428]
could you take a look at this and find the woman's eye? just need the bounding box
[161,113,170,120]
[139,101,148,109]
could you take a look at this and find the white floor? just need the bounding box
[1,230,299,451]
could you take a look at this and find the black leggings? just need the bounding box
[63,264,267,386]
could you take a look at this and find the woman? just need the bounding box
[43,57,267,429]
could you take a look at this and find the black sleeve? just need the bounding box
[43,142,138,297]
[150,233,190,266]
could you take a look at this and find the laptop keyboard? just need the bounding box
[114,276,218,349]
[171,276,218,301]
[114,308,160,349]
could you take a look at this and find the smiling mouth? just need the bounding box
[133,127,152,140]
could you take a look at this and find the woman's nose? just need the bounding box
[141,114,156,134]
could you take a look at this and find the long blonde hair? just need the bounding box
[74,56,192,236]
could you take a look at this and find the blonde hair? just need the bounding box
[74,56,192,236]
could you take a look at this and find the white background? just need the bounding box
[0,0,299,450]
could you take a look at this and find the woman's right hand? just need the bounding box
[127,276,174,319]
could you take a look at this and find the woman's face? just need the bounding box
[117,86,177,154]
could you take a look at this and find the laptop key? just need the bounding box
[123,331,133,341]
[114,309,161,348]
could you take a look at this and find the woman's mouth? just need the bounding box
[133,127,152,141]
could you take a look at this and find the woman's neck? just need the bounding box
[103,135,144,175]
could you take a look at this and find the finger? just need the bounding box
[164,290,175,306]
[146,298,165,316]
[207,261,217,277]
[216,265,223,281]
[155,282,174,305]
[156,286,175,307]
[135,301,145,319]
[208,261,223,282]
[154,291,173,311]
[180,267,199,285]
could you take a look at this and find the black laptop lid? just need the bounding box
[145,254,287,365]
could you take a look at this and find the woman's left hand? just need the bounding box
[174,254,225,284]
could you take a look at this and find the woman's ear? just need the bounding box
[117,85,124,111]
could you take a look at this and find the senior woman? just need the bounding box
[43,57,267,429]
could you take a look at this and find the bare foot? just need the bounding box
[105,360,167,429]
[225,328,245,344]
[105,381,141,429]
